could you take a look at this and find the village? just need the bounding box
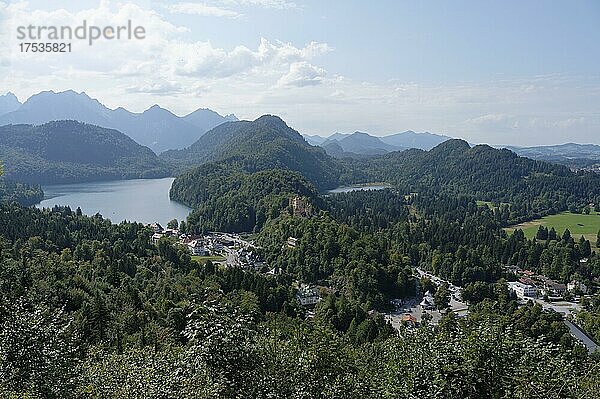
[145,218,597,352]
[146,217,331,314]
[148,222,267,269]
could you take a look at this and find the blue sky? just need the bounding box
[1,0,599,145]
[179,0,600,83]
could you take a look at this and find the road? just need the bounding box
[385,269,469,327]
[564,319,598,354]
[533,298,581,316]
[410,269,598,353]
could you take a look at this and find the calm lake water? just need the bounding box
[327,184,391,194]
[36,178,191,225]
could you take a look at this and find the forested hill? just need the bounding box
[0,177,43,206]
[171,165,320,232]
[344,139,600,207]
[167,125,600,233]
[0,121,171,184]
[162,115,340,190]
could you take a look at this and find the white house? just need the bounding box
[149,223,164,233]
[420,291,435,310]
[567,280,588,294]
[510,282,537,298]
[151,233,164,244]
[188,240,208,256]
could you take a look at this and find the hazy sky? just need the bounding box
[1,0,599,145]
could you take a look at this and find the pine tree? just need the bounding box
[536,225,548,240]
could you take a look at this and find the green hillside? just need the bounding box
[0,177,43,205]
[343,139,600,220]
[171,164,319,232]
[163,115,340,191]
[0,121,171,184]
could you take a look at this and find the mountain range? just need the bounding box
[0,90,237,153]
[505,143,600,169]
[166,117,600,236]
[0,120,170,184]
[305,130,451,157]
[0,92,21,115]
[321,132,400,157]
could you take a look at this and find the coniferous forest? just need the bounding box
[2,176,600,397]
[2,115,600,397]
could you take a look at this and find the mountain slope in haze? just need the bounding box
[0,90,235,153]
[164,115,340,190]
[303,134,327,146]
[321,131,401,157]
[0,92,21,115]
[506,143,600,169]
[182,108,238,131]
[110,104,204,153]
[0,121,170,184]
[308,130,450,157]
[379,130,450,150]
[320,141,345,158]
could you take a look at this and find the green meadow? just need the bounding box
[505,211,600,242]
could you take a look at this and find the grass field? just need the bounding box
[505,211,600,242]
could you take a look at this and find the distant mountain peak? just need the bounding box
[145,104,165,112]
[0,92,21,115]
[431,138,470,154]
[319,130,399,158]
[255,114,286,123]
[162,114,339,190]
[0,90,239,153]
[379,130,451,151]
[1,92,18,100]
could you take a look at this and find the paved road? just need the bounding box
[564,319,598,354]
[534,298,582,316]
[385,269,469,328]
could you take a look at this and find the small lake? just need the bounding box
[327,184,391,194]
[36,178,191,226]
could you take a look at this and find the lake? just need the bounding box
[36,178,192,225]
[327,183,391,194]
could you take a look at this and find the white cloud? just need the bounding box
[278,61,325,87]
[219,0,298,10]
[554,117,586,129]
[125,81,183,95]
[466,113,510,124]
[167,3,241,19]
[1,2,599,146]
[166,38,330,79]
[165,0,299,19]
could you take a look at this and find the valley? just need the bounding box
[1,93,600,399]
[3,2,600,396]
